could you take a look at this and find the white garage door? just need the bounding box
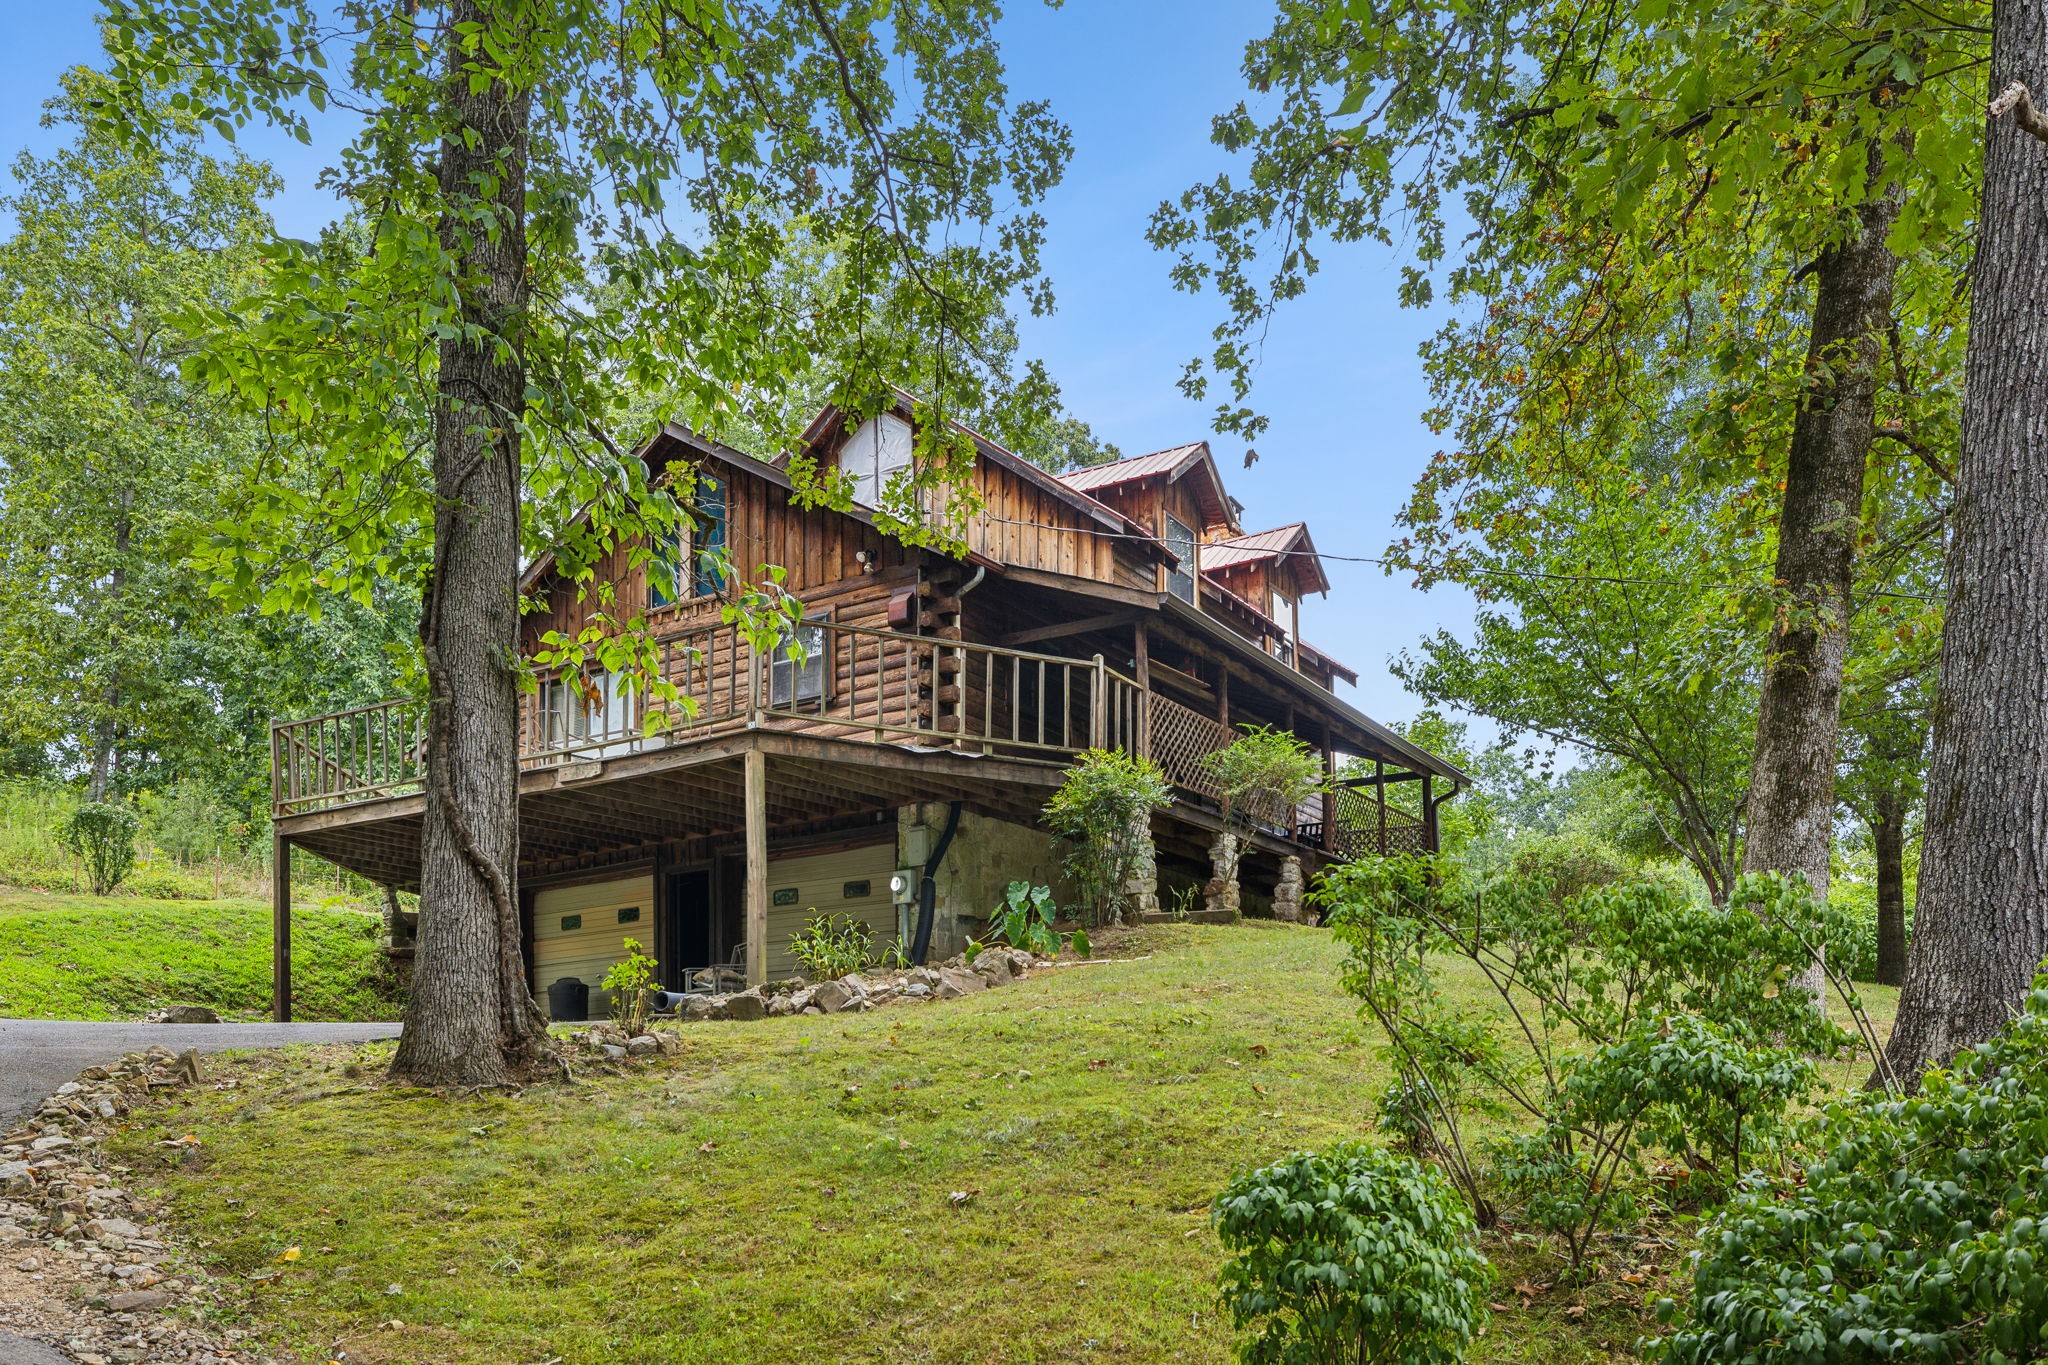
[533,874,655,1018]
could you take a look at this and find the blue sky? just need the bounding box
[0,4,1480,731]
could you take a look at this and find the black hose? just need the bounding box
[911,800,963,965]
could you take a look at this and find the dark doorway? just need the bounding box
[663,869,714,990]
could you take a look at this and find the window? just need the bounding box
[540,670,635,755]
[648,476,726,609]
[1164,514,1196,603]
[844,413,915,509]
[769,615,829,709]
[692,476,727,597]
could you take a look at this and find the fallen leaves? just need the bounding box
[947,1189,977,1209]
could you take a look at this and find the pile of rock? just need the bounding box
[567,945,1051,1056]
[1,1047,274,1363]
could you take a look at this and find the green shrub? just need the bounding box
[136,779,245,866]
[1043,748,1172,927]
[59,802,139,895]
[1214,1143,1490,1365]
[1655,975,2048,1364]
[122,863,212,900]
[601,938,659,1034]
[787,911,875,980]
[1320,860,1859,1266]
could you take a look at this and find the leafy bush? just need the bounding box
[136,779,246,865]
[1320,859,1861,1266]
[787,911,875,980]
[59,802,139,895]
[122,863,212,900]
[1214,1143,1490,1365]
[975,880,1091,961]
[1655,975,2048,1364]
[1201,727,1328,898]
[1043,748,1172,926]
[601,938,659,1034]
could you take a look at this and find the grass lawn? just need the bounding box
[0,886,401,1021]
[107,921,1896,1364]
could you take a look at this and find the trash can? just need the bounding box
[547,976,589,1022]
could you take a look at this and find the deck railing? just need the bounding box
[271,622,1142,815]
[269,625,1428,858]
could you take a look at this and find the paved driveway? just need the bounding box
[0,1018,400,1123]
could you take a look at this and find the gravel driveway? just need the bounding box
[0,1018,400,1123]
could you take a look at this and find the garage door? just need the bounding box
[764,841,898,979]
[533,874,654,1018]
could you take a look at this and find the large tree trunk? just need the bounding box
[1871,790,1909,986]
[389,3,550,1087]
[1885,43,2048,1081]
[1739,150,1902,1000]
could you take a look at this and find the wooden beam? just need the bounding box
[744,746,768,988]
[1134,619,1152,758]
[999,610,1139,648]
[272,834,292,1023]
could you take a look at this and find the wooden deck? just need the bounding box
[269,621,1432,881]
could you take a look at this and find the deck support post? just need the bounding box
[744,745,768,988]
[1422,774,1438,855]
[1375,759,1388,856]
[272,834,292,1022]
[1133,622,1151,759]
[1320,723,1336,853]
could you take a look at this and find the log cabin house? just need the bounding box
[264,397,1466,1020]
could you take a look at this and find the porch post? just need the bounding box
[1422,774,1438,854]
[1133,622,1151,758]
[272,834,292,1022]
[1375,759,1388,856]
[1320,724,1336,853]
[744,745,768,988]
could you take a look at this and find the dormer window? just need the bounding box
[844,412,915,509]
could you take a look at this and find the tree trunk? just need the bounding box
[1739,147,1902,1002]
[1885,31,2048,1081]
[389,3,550,1087]
[1871,791,1908,987]
[86,498,132,804]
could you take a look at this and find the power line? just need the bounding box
[966,509,1946,604]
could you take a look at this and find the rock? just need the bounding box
[971,952,1014,986]
[681,996,717,1022]
[15,1254,41,1272]
[102,1289,171,1313]
[599,1044,628,1061]
[902,981,933,1000]
[655,1032,683,1057]
[724,990,767,1022]
[625,1035,658,1055]
[86,1217,142,1246]
[0,1160,32,1192]
[811,980,855,1014]
[0,1223,23,1246]
[932,968,987,1001]
[27,1136,71,1154]
[53,1082,82,1098]
[150,1005,222,1024]
[0,1331,72,1365]
[765,995,794,1018]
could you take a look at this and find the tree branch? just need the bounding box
[1990,81,2048,144]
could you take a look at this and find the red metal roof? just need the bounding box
[1199,523,1332,596]
[1058,443,1208,491]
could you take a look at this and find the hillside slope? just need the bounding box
[103,923,1896,1364]
[0,888,402,1021]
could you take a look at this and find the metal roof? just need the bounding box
[1200,523,1332,597]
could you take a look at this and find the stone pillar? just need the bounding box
[1204,831,1241,919]
[1272,855,1305,923]
[1121,810,1159,922]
